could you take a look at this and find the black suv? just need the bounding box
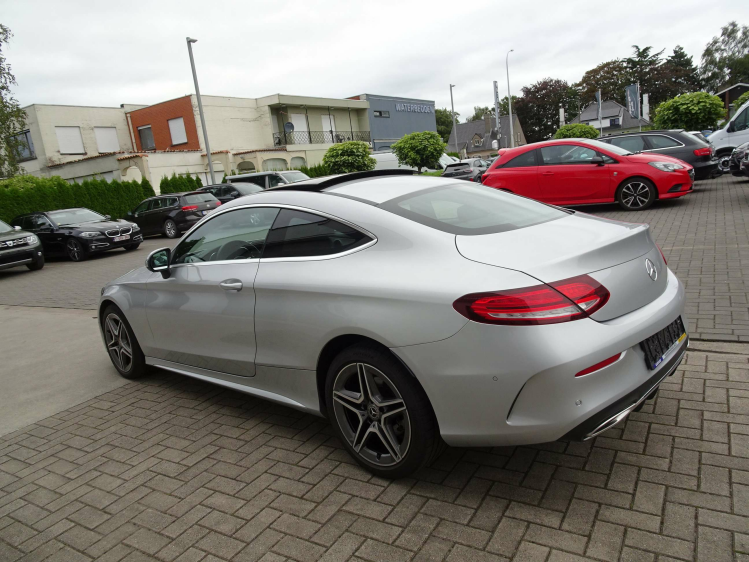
[11,208,142,262]
[599,130,719,180]
[197,183,263,204]
[128,192,221,239]
[226,171,310,188]
[0,219,44,271]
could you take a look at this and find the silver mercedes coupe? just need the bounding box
[99,170,688,477]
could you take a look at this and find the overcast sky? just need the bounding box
[4,0,748,120]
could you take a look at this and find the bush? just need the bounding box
[391,131,447,172]
[298,163,331,178]
[735,91,749,112]
[554,123,600,139]
[322,141,376,174]
[446,151,460,159]
[653,92,726,131]
[0,175,146,223]
[140,178,156,199]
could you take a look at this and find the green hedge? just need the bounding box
[159,172,203,194]
[0,175,153,224]
[297,163,331,178]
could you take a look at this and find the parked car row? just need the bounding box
[729,141,749,178]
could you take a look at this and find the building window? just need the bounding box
[55,126,85,154]
[473,136,482,147]
[8,130,35,161]
[94,127,120,153]
[138,126,155,150]
[168,117,188,145]
[374,110,390,118]
[610,117,620,127]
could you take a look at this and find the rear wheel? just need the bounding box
[66,239,87,261]
[617,178,656,211]
[101,305,147,379]
[164,219,178,239]
[325,344,440,478]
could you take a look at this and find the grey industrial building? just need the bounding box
[348,94,437,151]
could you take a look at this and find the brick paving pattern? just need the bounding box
[1,348,749,561]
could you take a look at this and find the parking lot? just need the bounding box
[1,174,749,562]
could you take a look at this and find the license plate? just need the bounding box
[113,235,130,242]
[640,317,687,370]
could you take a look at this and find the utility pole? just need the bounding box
[186,37,216,185]
[449,84,458,154]
[493,81,502,148]
[506,50,515,148]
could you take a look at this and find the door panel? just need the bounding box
[538,145,610,204]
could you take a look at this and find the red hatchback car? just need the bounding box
[482,138,694,211]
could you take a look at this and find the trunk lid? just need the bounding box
[455,213,667,321]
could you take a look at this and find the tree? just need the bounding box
[662,46,702,96]
[626,45,667,105]
[322,141,376,174]
[391,131,446,173]
[0,25,26,178]
[735,91,749,111]
[553,124,600,139]
[700,21,749,92]
[514,78,580,143]
[498,96,521,118]
[466,106,493,122]
[653,92,725,130]
[575,59,629,107]
[435,108,459,142]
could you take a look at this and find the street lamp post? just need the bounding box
[449,84,458,154]
[186,37,216,185]
[506,50,515,148]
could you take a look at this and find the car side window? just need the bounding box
[167,197,179,207]
[732,108,748,132]
[151,198,167,211]
[268,175,286,188]
[171,207,280,264]
[134,202,149,215]
[609,136,646,153]
[27,215,52,230]
[540,145,597,165]
[647,135,682,149]
[502,150,537,168]
[263,209,372,259]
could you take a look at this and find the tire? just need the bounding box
[718,154,731,173]
[325,343,440,478]
[164,219,179,239]
[66,238,87,261]
[617,178,656,211]
[101,305,147,379]
[124,243,140,251]
[26,254,44,271]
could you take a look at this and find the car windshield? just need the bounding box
[0,220,12,233]
[48,209,105,226]
[236,184,264,195]
[183,193,216,204]
[579,138,633,155]
[380,183,568,235]
[280,171,310,183]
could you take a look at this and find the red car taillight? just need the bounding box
[453,275,610,325]
[656,243,667,265]
[215,201,222,206]
[693,147,711,157]
[576,352,623,377]
[182,205,198,212]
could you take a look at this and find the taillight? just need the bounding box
[215,201,222,206]
[576,352,623,377]
[182,205,198,212]
[693,147,711,157]
[453,274,610,325]
[656,243,667,265]
[482,174,489,182]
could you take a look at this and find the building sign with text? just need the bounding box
[395,103,434,113]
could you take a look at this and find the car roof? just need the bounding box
[226,172,277,180]
[603,129,686,138]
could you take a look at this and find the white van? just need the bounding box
[709,99,749,171]
[371,151,458,172]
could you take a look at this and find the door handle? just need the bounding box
[219,279,243,291]
[542,172,554,176]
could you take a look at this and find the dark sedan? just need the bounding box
[127,192,221,239]
[0,219,44,271]
[441,159,490,182]
[729,142,749,177]
[600,130,719,180]
[197,183,263,204]
[11,208,142,262]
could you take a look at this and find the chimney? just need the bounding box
[484,115,492,135]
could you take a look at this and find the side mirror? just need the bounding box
[13,225,21,231]
[590,156,605,166]
[146,247,171,279]
[126,211,133,217]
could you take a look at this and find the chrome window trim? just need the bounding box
[171,203,377,268]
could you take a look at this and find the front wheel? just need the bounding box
[325,344,441,478]
[718,154,731,173]
[66,239,87,261]
[101,305,147,379]
[617,178,656,211]
[164,219,179,239]
[27,254,44,271]
[124,243,140,251]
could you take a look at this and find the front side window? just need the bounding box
[380,183,567,235]
[732,108,748,132]
[647,135,682,149]
[502,149,538,168]
[138,126,155,150]
[263,209,372,259]
[27,215,53,230]
[133,202,149,215]
[540,145,597,165]
[172,207,280,264]
[268,174,286,188]
[608,136,646,153]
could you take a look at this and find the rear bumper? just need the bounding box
[393,268,687,447]
[692,160,719,180]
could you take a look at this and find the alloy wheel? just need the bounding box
[621,182,651,209]
[67,239,83,261]
[165,221,177,238]
[104,313,133,373]
[718,156,731,173]
[332,363,411,467]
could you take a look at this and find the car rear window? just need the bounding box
[380,183,568,235]
[445,163,470,172]
[182,193,217,204]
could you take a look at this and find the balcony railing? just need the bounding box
[273,130,371,147]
